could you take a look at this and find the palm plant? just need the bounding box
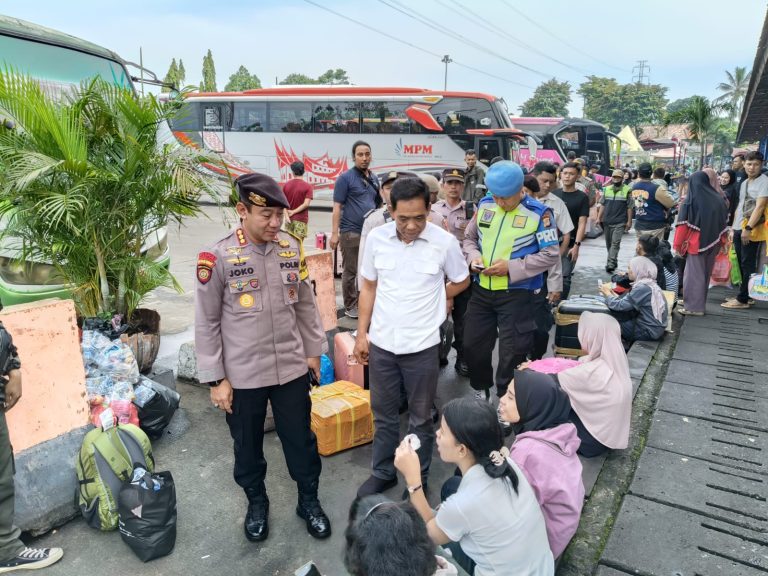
[664,96,727,168]
[0,70,225,318]
[715,66,751,120]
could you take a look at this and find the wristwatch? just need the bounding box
[207,379,223,388]
[574,241,582,246]
[745,225,754,232]
[407,483,423,495]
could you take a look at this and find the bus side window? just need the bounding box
[232,102,267,132]
[169,102,201,131]
[269,102,313,133]
[312,102,360,134]
[361,102,410,134]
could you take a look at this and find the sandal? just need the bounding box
[721,299,751,309]
[678,308,704,316]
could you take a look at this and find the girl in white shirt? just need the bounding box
[395,398,554,576]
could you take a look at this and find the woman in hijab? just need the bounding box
[557,312,633,457]
[719,169,740,226]
[673,171,728,316]
[599,256,668,343]
[498,370,584,558]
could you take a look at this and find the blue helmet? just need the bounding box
[485,161,524,198]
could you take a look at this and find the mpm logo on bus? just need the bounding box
[395,138,433,157]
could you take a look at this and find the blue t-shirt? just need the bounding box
[333,168,380,234]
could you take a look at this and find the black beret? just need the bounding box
[235,172,289,208]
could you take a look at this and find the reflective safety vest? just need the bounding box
[475,195,558,291]
[602,184,630,201]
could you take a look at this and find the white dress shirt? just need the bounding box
[360,222,469,355]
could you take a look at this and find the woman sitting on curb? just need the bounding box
[558,312,633,457]
[395,398,554,576]
[498,369,585,558]
[600,256,668,345]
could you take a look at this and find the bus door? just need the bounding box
[585,125,610,175]
[201,102,230,153]
[476,137,503,167]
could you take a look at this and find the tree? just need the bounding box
[224,65,262,92]
[316,68,350,85]
[715,66,751,120]
[162,58,179,93]
[519,79,571,117]
[177,59,186,86]
[578,76,668,132]
[201,49,217,92]
[667,96,702,115]
[280,69,351,85]
[664,96,727,167]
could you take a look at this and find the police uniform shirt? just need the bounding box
[432,199,469,243]
[195,228,327,389]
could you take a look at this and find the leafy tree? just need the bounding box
[578,76,668,132]
[177,59,186,85]
[715,66,751,120]
[162,58,179,93]
[202,49,217,92]
[519,79,571,117]
[280,73,318,85]
[667,96,702,115]
[224,65,262,92]
[317,68,350,85]
[664,96,727,167]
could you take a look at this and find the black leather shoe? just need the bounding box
[244,497,269,542]
[357,475,398,498]
[296,496,332,539]
[454,359,469,377]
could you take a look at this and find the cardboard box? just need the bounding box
[311,381,373,456]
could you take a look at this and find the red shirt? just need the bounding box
[283,179,314,223]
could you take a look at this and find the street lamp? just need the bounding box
[441,55,452,90]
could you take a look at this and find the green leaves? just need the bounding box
[224,65,262,92]
[0,71,225,317]
[519,79,572,117]
[577,76,668,132]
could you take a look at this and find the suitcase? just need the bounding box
[554,295,610,357]
[310,381,374,456]
[333,331,365,388]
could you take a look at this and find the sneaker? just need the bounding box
[721,300,751,309]
[605,266,616,273]
[0,547,64,572]
[677,308,704,316]
[345,307,359,319]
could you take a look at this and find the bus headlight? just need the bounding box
[0,257,66,286]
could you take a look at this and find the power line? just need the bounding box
[500,0,627,74]
[301,0,535,88]
[376,0,549,79]
[439,0,593,76]
[632,60,650,85]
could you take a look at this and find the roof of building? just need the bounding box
[738,6,768,142]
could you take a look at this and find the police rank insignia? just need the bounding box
[278,251,297,258]
[197,251,217,284]
[239,293,255,308]
[278,239,290,248]
[512,215,528,228]
[236,228,247,246]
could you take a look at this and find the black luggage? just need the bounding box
[554,295,610,357]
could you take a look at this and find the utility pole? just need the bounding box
[442,54,452,90]
[632,59,650,85]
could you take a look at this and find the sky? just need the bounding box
[2,0,766,116]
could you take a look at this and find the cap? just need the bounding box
[612,169,625,177]
[442,168,465,182]
[485,161,524,198]
[638,162,653,178]
[418,173,440,195]
[381,170,416,187]
[235,172,289,208]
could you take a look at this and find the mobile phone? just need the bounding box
[472,262,486,271]
[598,279,604,289]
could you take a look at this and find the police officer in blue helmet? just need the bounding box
[461,161,560,417]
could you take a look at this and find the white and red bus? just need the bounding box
[168,86,533,202]
[510,116,620,184]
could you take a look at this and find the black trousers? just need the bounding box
[451,285,472,359]
[226,373,321,494]
[464,286,536,396]
[734,231,760,303]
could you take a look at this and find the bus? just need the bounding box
[168,86,535,202]
[0,15,169,305]
[510,116,620,183]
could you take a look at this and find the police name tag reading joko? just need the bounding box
[229,267,254,277]
[536,228,559,247]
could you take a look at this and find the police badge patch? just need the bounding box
[197,251,217,284]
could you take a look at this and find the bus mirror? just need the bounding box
[527,136,538,159]
[480,117,492,127]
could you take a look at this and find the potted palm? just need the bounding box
[0,71,225,370]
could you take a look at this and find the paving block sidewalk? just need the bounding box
[598,287,768,575]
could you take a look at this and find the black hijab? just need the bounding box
[512,369,572,435]
[677,171,728,252]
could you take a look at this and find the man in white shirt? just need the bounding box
[354,178,470,497]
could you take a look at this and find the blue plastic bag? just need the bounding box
[319,354,335,385]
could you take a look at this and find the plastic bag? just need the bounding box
[133,382,158,408]
[319,354,334,386]
[709,246,731,287]
[133,377,180,439]
[89,402,139,428]
[729,244,742,286]
[82,330,114,376]
[100,342,140,385]
[748,265,768,301]
[118,469,177,562]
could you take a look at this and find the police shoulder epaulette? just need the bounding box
[277,231,300,249]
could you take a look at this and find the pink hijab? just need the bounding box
[703,168,724,197]
[557,312,632,449]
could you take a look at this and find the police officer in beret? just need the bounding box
[195,172,331,543]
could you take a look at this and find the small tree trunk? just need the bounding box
[93,234,110,314]
[116,269,126,318]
